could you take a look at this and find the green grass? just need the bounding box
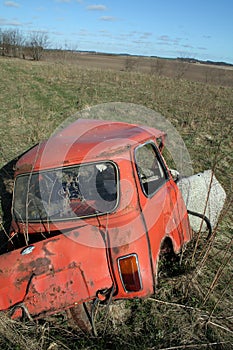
[0,56,232,349]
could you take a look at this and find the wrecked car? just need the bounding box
[0,119,192,330]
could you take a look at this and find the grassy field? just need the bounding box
[0,54,232,349]
[44,51,233,87]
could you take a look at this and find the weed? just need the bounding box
[0,55,232,349]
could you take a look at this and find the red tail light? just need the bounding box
[118,254,142,292]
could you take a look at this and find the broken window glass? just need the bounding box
[13,161,118,222]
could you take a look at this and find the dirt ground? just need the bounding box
[45,51,233,87]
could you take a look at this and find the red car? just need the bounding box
[0,119,192,329]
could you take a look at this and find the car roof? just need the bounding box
[15,119,166,173]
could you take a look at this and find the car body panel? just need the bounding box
[0,226,113,316]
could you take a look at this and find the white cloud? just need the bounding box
[100,16,116,21]
[133,40,151,45]
[87,5,107,11]
[29,29,49,34]
[158,35,170,42]
[54,0,83,3]
[182,44,193,49]
[140,32,153,39]
[51,30,64,36]
[55,0,72,3]
[4,1,20,7]
[78,29,90,37]
[157,35,181,46]
[36,7,46,12]
[0,17,22,26]
[98,30,112,37]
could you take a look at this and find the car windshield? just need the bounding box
[13,162,118,222]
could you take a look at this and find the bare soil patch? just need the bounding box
[44,51,233,87]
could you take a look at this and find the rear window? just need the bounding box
[13,161,118,222]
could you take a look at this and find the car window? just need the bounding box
[135,142,167,197]
[13,161,118,222]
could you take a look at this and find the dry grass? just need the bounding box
[0,54,232,349]
[43,51,233,87]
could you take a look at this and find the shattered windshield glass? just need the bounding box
[13,162,118,222]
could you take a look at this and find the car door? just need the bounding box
[134,141,175,277]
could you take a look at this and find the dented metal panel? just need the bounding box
[0,227,113,317]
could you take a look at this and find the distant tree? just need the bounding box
[8,29,25,57]
[150,58,165,76]
[124,56,138,72]
[27,31,49,61]
[174,59,189,79]
[0,29,11,56]
[0,28,2,55]
[204,67,215,84]
[0,28,24,57]
[0,27,50,60]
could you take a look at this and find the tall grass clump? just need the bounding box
[0,55,232,349]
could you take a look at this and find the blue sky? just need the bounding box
[0,0,233,63]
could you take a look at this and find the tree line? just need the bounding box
[0,28,49,61]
